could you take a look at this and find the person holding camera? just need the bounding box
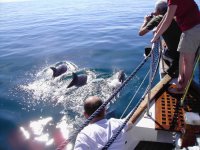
[151,0,200,94]
[139,0,181,77]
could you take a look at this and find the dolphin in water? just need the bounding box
[117,70,126,83]
[67,72,87,88]
[108,70,126,90]
[50,65,68,78]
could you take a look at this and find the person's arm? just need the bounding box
[151,5,177,43]
[154,14,166,33]
[138,15,152,36]
[120,118,133,131]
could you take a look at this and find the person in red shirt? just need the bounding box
[151,0,200,94]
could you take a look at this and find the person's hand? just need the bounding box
[152,27,157,34]
[144,14,153,22]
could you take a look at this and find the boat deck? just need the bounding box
[127,75,200,150]
[155,83,200,132]
[134,141,174,150]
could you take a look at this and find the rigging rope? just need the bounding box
[102,40,162,149]
[159,39,166,78]
[56,55,150,150]
[199,59,200,85]
[120,69,150,119]
[181,54,200,106]
[198,49,200,85]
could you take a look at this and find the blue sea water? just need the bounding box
[2,0,199,149]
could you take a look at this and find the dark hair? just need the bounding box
[84,98,104,117]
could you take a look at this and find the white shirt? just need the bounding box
[74,118,128,150]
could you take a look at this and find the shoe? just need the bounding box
[168,87,184,94]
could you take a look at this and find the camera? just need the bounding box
[149,15,154,18]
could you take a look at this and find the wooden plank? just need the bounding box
[129,74,172,124]
[155,84,184,132]
[155,84,200,132]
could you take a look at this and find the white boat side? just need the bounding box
[124,75,174,149]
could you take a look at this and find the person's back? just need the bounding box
[145,14,181,57]
[74,96,132,150]
[168,0,200,31]
[74,118,128,150]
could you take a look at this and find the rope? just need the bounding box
[198,49,200,85]
[181,54,200,106]
[159,40,166,79]
[102,41,161,149]
[56,55,150,150]
[146,41,161,116]
[199,59,200,85]
[120,69,150,119]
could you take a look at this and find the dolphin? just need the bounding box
[117,70,126,83]
[108,70,126,90]
[67,72,87,88]
[50,65,68,78]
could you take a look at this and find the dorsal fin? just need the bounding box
[50,67,57,77]
[50,67,56,72]
[67,72,78,88]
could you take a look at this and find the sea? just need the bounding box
[0,0,199,150]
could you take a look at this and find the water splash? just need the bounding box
[17,61,126,149]
[20,61,118,113]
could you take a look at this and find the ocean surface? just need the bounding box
[1,0,199,149]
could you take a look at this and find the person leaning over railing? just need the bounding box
[151,0,200,94]
[139,0,181,77]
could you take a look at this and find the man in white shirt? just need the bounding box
[74,96,133,150]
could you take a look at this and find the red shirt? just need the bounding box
[168,0,200,31]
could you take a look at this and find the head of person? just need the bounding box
[154,0,167,15]
[83,96,105,120]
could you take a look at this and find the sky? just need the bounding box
[0,0,30,3]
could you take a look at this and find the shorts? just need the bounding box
[177,24,200,53]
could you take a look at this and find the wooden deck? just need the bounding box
[128,74,200,150]
[129,74,200,132]
[155,83,200,132]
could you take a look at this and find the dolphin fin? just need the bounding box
[50,67,57,77]
[50,67,56,71]
[67,72,78,88]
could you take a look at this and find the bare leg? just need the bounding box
[177,52,184,89]
[179,52,195,90]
